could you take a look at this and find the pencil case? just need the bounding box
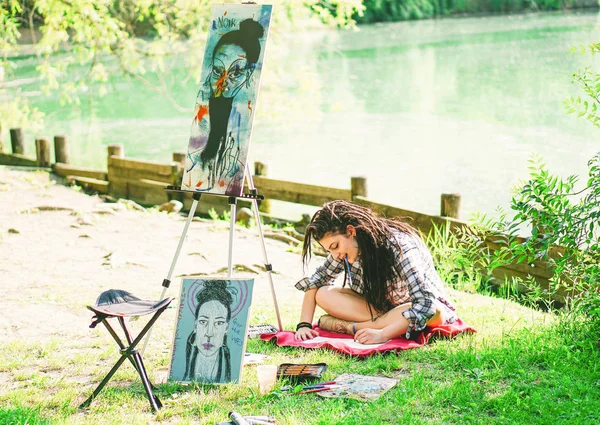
[247,324,278,339]
[277,363,328,382]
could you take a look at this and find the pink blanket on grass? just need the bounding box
[260,319,476,357]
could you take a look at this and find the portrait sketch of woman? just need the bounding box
[169,278,254,383]
[181,4,273,196]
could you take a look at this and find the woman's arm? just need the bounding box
[295,288,319,341]
[294,254,344,291]
[294,255,344,341]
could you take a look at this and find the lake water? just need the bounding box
[11,11,600,220]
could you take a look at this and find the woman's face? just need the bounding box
[194,300,229,357]
[318,225,359,264]
[210,44,251,98]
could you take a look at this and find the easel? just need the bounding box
[141,162,283,354]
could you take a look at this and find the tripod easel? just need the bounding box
[141,162,283,354]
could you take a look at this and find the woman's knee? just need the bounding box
[314,286,335,308]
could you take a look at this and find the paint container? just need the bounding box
[256,364,278,395]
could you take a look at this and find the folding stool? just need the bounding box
[79,289,174,412]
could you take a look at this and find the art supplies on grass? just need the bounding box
[243,353,271,365]
[248,324,278,339]
[257,364,278,394]
[315,373,398,401]
[215,411,277,425]
[277,363,327,382]
[282,381,342,395]
[281,380,337,392]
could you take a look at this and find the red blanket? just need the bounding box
[260,319,476,357]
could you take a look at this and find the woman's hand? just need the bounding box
[353,328,389,345]
[295,327,319,341]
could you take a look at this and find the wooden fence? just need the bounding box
[0,128,564,302]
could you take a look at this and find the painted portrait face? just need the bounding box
[318,225,360,264]
[210,43,251,98]
[194,300,229,357]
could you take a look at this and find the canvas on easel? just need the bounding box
[169,277,254,383]
[182,3,273,196]
[138,4,281,359]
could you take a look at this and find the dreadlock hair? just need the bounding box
[302,200,417,319]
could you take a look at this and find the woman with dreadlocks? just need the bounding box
[294,200,457,345]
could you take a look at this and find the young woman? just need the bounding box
[184,280,232,382]
[294,200,458,345]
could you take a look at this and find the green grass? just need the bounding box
[1,217,599,424]
[1,290,600,424]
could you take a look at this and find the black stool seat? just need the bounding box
[80,289,174,413]
[90,289,173,317]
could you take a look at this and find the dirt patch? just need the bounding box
[0,166,306,345]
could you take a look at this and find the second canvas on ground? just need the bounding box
[169,278,254,383]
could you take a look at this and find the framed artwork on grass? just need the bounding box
[169,277,254,383]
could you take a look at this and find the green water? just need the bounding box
[9,11,600,219]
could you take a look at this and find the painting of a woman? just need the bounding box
[184,280,232,382]
[169,277,254,384]
[182,4,273,195]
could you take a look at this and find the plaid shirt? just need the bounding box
[295,230,456,338]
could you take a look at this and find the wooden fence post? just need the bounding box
[108,144,124,158]
[35,137,51,167]
[10,128,25,155]
[441,193,461,219]
[172,150,186,166]
[254,161,271,213]
[54,135,70,164]
[351,176,367,200]
[171,151,186,190]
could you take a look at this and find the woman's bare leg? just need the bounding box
[355,302,445,331]
[316,286,446,340]
[314,286,374,322]
[355,303,411,332]
[354,302,447,343]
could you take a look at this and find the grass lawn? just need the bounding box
[1,286,599,425]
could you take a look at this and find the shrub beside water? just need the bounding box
[357,0,584,22]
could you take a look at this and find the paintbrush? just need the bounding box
[344,255,353,286]
[281,381,336,391]
[288,385,343,395]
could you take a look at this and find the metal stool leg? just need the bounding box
[132,351,162,411]
[79,349,130,409]
[101,318,143,374]
[80,304,169,412]
[119,317,163,411]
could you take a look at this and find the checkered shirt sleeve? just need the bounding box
[295,254,345,291]
[395,238,438,337]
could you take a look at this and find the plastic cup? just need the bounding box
[256,364,278,395]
